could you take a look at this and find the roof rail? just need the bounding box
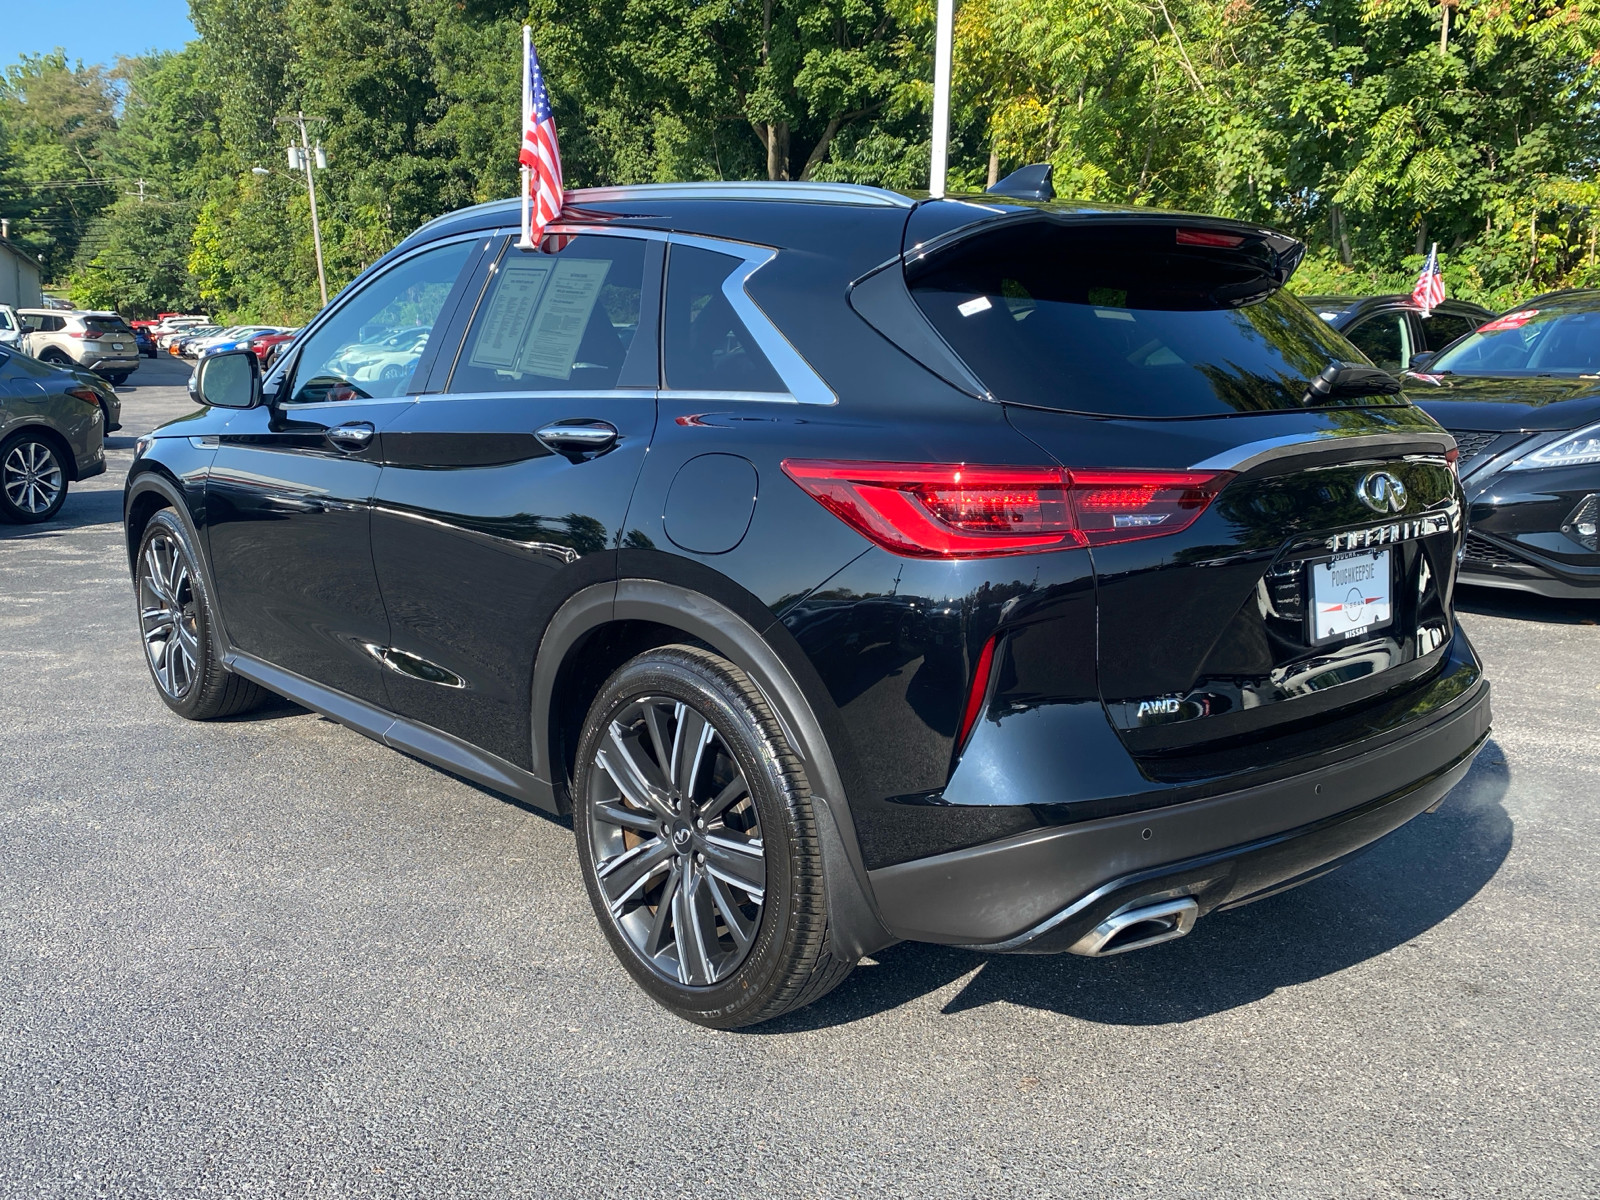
[569,181,914,209]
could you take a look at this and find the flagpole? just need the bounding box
[518,24,534,249]
[928,0,953,198]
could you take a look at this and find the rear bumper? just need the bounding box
[868,671,1490,952]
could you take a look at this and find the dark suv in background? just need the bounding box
[125,183,1490,1026]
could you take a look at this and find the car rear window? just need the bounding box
[907,220,1394,417]
[85,319,132,335]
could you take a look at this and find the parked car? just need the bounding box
[197,327,285,358]
[16,309,142,385]
[1402,288,1600,598]
[246,329,298,365]
[328,325,430,385]
[125,180,1490,1027]
[160,323,218,352]
[166,326,221,355]
[0,304,21,351]
[151,314,211,341]
[1302,294,1493,374]
[1,343,106,522]
[134,327,157,358]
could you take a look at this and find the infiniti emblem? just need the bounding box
[672,824,693,848]
[1357,471,1407,514]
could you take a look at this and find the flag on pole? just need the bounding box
[517,27,563,248]
[1412,242,1445,318]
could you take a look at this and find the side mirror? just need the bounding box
[1407,351,1437,373]
[190,348,262,409]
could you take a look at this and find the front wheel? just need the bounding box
[572,645,854,1028]
[0,432,68,523]
[135,509,270,719]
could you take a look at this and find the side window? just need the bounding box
[449,235,647,393]
[288,239,474,403]
[1344,312,1411,373]
[663,245,785,393]
[0,311,12,331]
[1421,311,1476,351]
[42,315,64,333]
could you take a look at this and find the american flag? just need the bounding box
[1412,242,1445,317]
[518,31,563,246]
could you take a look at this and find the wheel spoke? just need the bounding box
[596,836,673,913]
[698,775,748,824]
[597,724,674,820]
[591,798,660,835]
[670,703,711,800]
[707,875,757,952]
[642,862,681,958]
[701,833,766,900]
[674,866,716,986]
[641,703,673,782]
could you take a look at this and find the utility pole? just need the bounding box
[275,111,329,307]
[125,178,147,203]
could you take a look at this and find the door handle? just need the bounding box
[327,421,376,451]
[536,420,619,458]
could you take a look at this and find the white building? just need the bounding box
[0,228,44,309]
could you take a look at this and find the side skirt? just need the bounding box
[225,651,560,814]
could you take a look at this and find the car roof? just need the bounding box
[1298,294,1493,322]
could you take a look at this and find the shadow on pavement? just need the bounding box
[760,745,1513,1032]
[0,488,125,538]
[1456,584,1599,625]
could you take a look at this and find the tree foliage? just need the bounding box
[0,0,1594,318]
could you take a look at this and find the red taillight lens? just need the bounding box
[1066,470,1227,541]
[66,387,101,407]
[781,460,1229,558]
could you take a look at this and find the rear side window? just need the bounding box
[450,235,647,393]
[85,319,131,336]
[663,245,785,393]
[907,220,1389,417]
[1343,312,1412,373]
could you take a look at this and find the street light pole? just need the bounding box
[275,111,329,307]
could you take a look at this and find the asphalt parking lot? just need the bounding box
[3,356,1598,1198]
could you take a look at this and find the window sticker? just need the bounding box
[520,258,612,379]
[469,258,553,370]
[957,296,992,317]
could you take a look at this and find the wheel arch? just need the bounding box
[533,576,895,960]
[123,467,235,651]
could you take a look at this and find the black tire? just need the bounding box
[135,508,270,720]
[105,372,129,386]
[0,431,69,523]
[39,349,73,367]
[572,645,854,1028]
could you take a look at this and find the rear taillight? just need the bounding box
[780,460,1229,558]
[65,330,86,339]
[957,634,999,750]
[66,387,101,408]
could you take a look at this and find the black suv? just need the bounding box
[125,183,1490,1027]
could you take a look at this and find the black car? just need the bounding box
[1,346,107,522]
[1401,290,1600,598]
[1302,294,1492,375]
[123,183,1490,1027]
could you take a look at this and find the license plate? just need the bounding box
[112,343,125,350]
[1310,550,1392,643]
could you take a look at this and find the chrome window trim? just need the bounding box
[410,388,653,405]
[1190,428,1455,473]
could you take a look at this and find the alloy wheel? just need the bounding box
[139,533,201,698]
[587,696,767,987]
[2,440,63,515]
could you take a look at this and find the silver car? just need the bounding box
[0,346,106,523]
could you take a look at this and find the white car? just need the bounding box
[329,327,431,384]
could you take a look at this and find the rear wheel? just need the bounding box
[0,432,68,523]
[105,372,129,386]
[572,645,853,1028]
[136,509,270,719]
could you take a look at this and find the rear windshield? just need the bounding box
[908,220,1393,417]
[1428,305,1600,375]
[85,319,132,335]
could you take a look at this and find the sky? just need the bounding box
[0,0,196,73]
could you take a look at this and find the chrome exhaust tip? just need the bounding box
[1067,897,1199,957]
